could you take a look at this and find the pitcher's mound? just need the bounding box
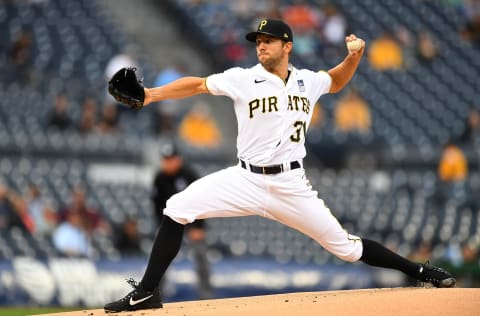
[39,287,479,316]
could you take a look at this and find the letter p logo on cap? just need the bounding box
[259,20,268,30]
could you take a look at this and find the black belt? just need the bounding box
[240,159,301,175]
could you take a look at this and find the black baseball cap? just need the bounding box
[160,143,179,158]
[246,19,293,43]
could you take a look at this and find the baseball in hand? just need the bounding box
[347,39,363,52]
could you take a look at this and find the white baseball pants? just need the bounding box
[164,165,363,262]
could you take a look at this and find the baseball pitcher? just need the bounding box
[105,19,455,313]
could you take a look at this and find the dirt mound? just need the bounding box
[39,287,479,316]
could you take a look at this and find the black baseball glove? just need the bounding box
[108,67,145,109]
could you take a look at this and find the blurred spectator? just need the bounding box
[25,184,57,236]
[282,1,323,59]
[151,143,213,299]
[438,142,468,183]
[459,0,480,46]
[233,0,282,21]
[293,30,319,59]
[416,31,438,64]
[406,241,433,285]
[460,17,480,46]
[8,29,33,84]
[408,241,433,263]
[280,4,321,59]
[60,187,110,236]
[52,211,92,258]
[0,184,15,230]
[322,5,347,56]
[222,30,248,65]
[442,0,465,8]
[459,241,479,287]
[96,103,120,134]
[368,32,404,71]
[236,0,281,21]
[77,97,98,134]
[309,102,325,130]
[334,88,371,133]
[254,0,282,19]
[323,5,346,45]
[431,142,468,208]
[439,239,480,287]
[282,2,320,33]
[394,26,416,69]
[444,240,464,267]
[0,186,35,234]
[232,0,253,20]
[46,94,72,130]
[459,108,480,146]
[179,102,222,148]
[114,217,142,257]
[153,64,187,134]
[154,64,185,88]
[12,197,36,234]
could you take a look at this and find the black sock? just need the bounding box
[139,216,185,291]
[360,238,420,278]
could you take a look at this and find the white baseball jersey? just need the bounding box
[164,63,363,263]
[206,64,331,165]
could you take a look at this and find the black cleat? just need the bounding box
[104,278,162,313]
[417,262,456,288]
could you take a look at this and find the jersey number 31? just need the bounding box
[290,120,306,142]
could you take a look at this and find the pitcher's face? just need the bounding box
[256,35,291,69]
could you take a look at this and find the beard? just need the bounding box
[259,52,284,71]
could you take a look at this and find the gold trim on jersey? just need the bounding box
[204,77,212,95]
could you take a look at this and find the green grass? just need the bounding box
[0,307,81,316]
